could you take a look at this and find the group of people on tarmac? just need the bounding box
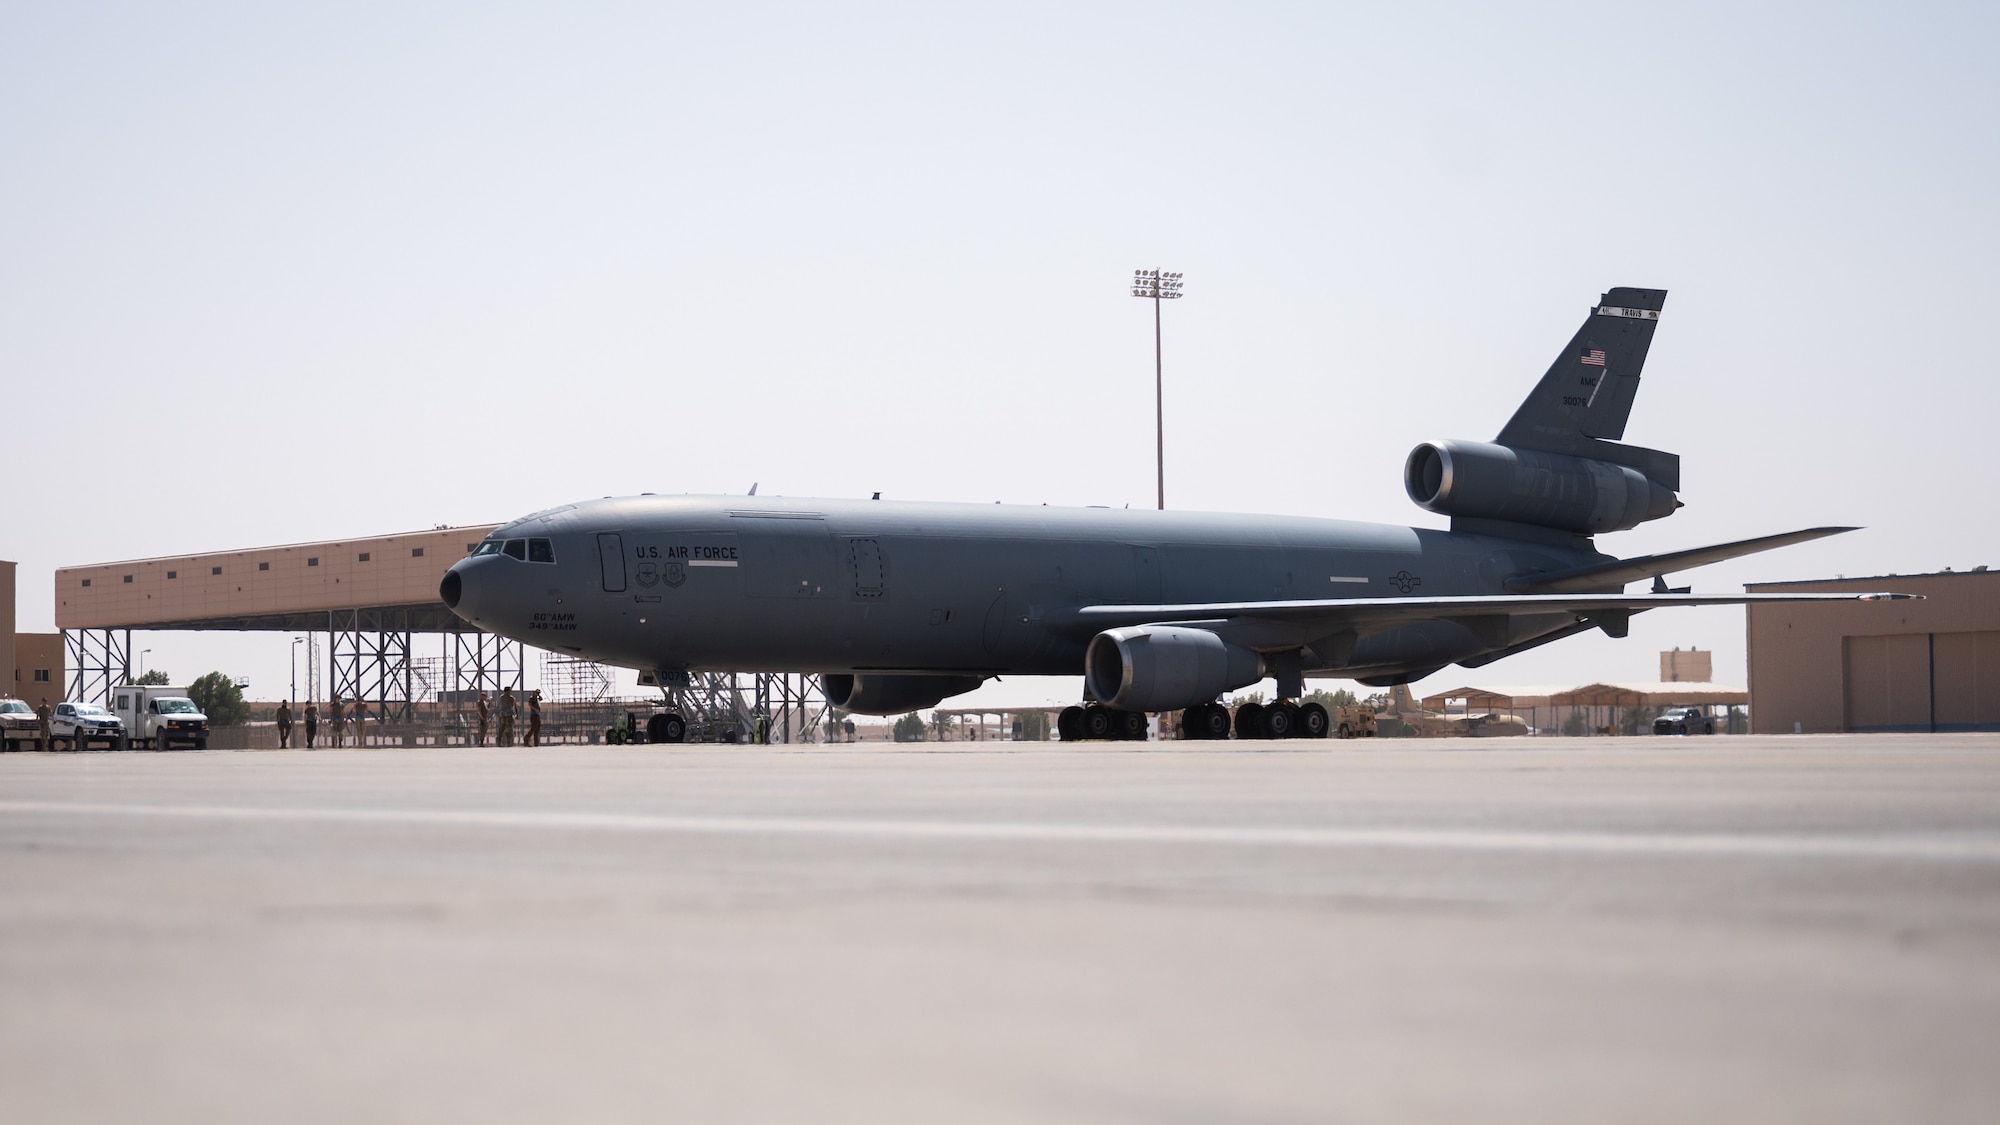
[270,688,541,749]
[470,688,542,747]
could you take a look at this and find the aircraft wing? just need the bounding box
[1053,590,1918,635]
[1502,527,1861,593]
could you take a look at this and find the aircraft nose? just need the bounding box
[441,560,484,623]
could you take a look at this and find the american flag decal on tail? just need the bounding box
[1580,349,1606,366]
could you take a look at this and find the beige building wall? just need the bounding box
[1660,648,1713,682]
[1746,570,2000,733]
[14,633,65,708]
[56,525,501,630]
[1,560,14,697]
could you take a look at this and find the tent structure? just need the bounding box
[1548,682,1749,735]
[1406,682,1749,736]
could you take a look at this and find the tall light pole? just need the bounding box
[138,649,152,682]
[1131,268,1183,509]
[291,636,305,704]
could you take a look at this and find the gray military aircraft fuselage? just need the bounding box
[442,287,1909,739]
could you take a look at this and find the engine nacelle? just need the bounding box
[822,673,986,716]
[1404,439,1677,534]
[1085,626,1265,713]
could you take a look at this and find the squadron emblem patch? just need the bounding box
[634,561,658,588]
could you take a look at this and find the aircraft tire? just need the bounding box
[1057,706,1085,741]
[1113,709,1147,741]
[648,713,687,744]
[1083,707,1114,741]
[1200,704,1233,740]
[1300,703,1329,739]
[1234,702,1265,740]
[1182,704,1223,740]
[1264,703,1298,740]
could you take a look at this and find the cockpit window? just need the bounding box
[502,539,527,561]
[528,538,555,563]
[472,541,503,557]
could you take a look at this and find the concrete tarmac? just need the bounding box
[3,735,1998,1124]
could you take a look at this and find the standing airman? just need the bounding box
[476,692,490,746]
[497,687,517,747]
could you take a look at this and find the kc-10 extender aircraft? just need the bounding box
[442,286,1910,741]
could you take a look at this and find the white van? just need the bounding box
[111,685,210,750]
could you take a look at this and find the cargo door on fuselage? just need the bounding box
[847,538,886,599]
[598,532,627,593]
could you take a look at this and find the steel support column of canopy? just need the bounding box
[65,628,131,706]
[328,609,415,726]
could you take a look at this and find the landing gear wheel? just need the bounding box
[647,713,688,745]
[1234,702,1265,740]
[1198,704,1233,740]
[1300,703,1330,739]
[1264,702,1298,740]
[1057,706,1085,742]
[1113,709,1147,741]
[1181,704,1224,740]
[1083,707,1114,741]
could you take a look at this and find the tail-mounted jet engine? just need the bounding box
[1404,439,1678,535]
[822,673,986,716]
[1085,626,1266,713]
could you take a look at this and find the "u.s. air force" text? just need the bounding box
[634,545,739,561]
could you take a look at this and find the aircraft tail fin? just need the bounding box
[1496,287,1669,464]
[1389,683,1417,713]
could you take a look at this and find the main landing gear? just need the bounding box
[1176,700,1331,741]
[1059,699,1338,742]
[1056,704,1149,741]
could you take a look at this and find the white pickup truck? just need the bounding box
[111,685,210,750]
[51,701,126,750]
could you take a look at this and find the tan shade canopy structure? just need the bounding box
[55,526,501,632]
[1549,682,1748,708]
[1420,686,1554,711]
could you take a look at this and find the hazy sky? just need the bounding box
[4,2,1995,708]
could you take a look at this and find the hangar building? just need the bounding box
[1746,569,1999,733]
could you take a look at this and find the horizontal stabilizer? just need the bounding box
[1502,527,1860,593]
